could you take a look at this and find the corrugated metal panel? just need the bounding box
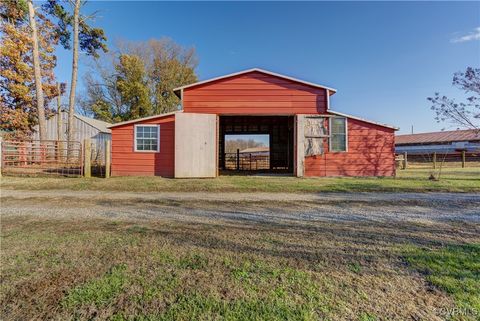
[396,129,480,145]
[395,142,480,154]
[32,112,112,163]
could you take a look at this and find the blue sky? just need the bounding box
[53,1,480,134]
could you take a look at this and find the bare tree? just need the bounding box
[67,0,80,146]
[225,139,266,153]
[79,38,197,122]
[118,38,198,114]
[428,67,480,132]
[27,0,46,141]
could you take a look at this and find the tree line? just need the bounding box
[428,67,479,132]
[225,139,267,153]
[79,39,197,123]
[0,0,198,142]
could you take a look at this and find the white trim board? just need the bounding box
[134,124,160,153]
[329,117,348,153]
[328,110,399,130]
[108,111,180,128]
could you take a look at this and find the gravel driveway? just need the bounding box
[1,189,479,225]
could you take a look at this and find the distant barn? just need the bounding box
[395,129,480,154]
[239,146,270,156]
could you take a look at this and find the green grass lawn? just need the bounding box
[2,214,479,320]
[403,244,480,321]
[1,167,479,193]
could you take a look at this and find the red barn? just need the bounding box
[109,69,397,178]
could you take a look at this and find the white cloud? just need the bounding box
[451,27,480,43]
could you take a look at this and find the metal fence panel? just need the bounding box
[1,140,83,177]
[224,153,270,171]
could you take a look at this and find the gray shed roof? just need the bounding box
[75,114,112,133]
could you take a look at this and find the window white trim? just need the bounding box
[329,117,348,153]
[326,89,330,110]
[134,124,160,152]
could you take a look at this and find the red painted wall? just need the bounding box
[183,71,328,115]
[305,118,396,177]
[109,70,395,178]
[111,115,175,177]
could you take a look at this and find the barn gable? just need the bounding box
[177,69,335,115]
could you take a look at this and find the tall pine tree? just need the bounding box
[0,1,59,139]
[43,0,107,146]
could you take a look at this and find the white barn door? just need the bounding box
[175,113,217,178]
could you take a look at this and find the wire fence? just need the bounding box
[396,151,480,169]
[90,140,107,177]
[224,153,270,171]
[1,140,83,177]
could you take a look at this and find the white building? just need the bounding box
[395,129,480,154]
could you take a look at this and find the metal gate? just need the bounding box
[1,140,83,177]
[224,151,270,171]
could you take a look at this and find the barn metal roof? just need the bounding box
[107,111,180,128]
[328,110,399,130]
[239,147,270,154]
[395,129,480,145]
[173,68,337,99]
[75,114,112,133]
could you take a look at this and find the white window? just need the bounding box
[329,117,347,152]
[134,125,160,152]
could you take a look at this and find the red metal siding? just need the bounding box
[183,71,328,115]
[305,119,395,177]
[109,70,395,178]
[111,115,175,177]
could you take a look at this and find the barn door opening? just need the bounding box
[219,116,294,174]
[224,134,270,171]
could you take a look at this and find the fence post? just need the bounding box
[105,140,111,178]
[461,150,466,168]
[403,152,408,170]
[433,152,436,169]
[236,149,240,171]
[84,139,91,178]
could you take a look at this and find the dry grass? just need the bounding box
[1,167,480,193]
[2,206,479,320]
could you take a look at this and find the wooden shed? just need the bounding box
[109,68,398,178]
[33,112,112,159]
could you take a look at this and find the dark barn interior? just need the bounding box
[219,116,294,174]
